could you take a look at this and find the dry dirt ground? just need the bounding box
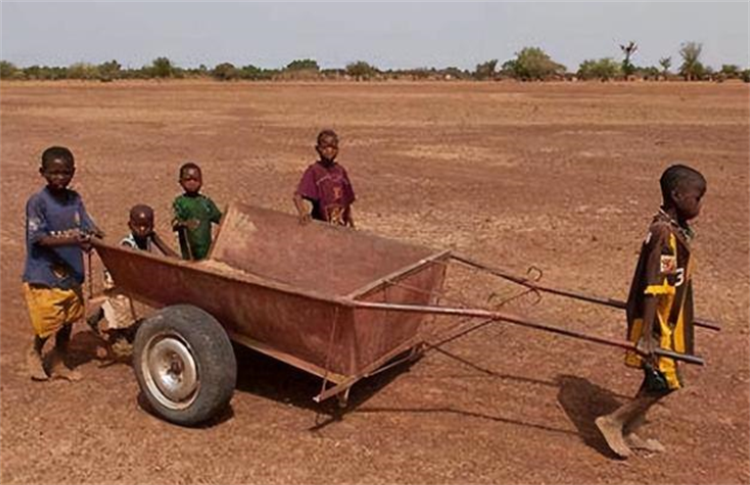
[1,81,748,484]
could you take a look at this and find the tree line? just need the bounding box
[2,43,748,83]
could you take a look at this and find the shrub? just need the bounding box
[345,61,379,80]
[679,42,705,81]
[577,58,621,80]
[285,59,319,72]
[505,47,566,80]
[0,60,18,79]
[473,59,498,80]
[150,57,176,78]
[212,62,238,81]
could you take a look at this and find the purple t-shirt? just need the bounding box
[23,187,96,289]
[295,161,355,225]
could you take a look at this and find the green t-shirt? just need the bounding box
[172,194,222,260]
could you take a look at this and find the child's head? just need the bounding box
[315,129,339,164]
[40,146,75,191]
[179,162,202,195]
[660,164,707,222]
[128,204,155,240]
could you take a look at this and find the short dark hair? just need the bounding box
[129,204,154,222]
[179,162,201,178]
[317,129,338,146]
[660,164,706,202]
[41,146,74,169]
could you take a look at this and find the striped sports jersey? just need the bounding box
[624,210,695,389]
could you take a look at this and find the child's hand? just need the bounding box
[298,213,312,225]
[185,219,201,230]
[636,335,657,362]
[78,233,93,252]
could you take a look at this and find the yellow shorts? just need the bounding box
[23,283,84,338]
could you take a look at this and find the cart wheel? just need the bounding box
[133,304,236,426]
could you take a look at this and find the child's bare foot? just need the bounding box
[49,350,83,382]
[625,433,666,453]
[26,347,49,381]
[595,415,632,458]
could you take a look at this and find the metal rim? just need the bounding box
[140,331,200,411]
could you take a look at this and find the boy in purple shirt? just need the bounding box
[293,129,356,227]
[22,146,103,381]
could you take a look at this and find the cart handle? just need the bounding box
[352,301,705,366]
[452,254,721,332]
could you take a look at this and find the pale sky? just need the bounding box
[1,1,748,71]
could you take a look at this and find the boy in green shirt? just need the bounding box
[172,162,222,260]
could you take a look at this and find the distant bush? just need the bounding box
[0,60,19,79]
[720,64,741,79]
[473,59,498,80]
[659,57,672,77]
[577,58,621,80]
[150,57,176,78]
[212,62,239,81]
[505,47,566,80]
[285,59,319,72]
[67,62,100,80]
[636,65,661,80]
[679,42,705,81]
[238,64,275,80]
[346,61,379,80]
[98,60,121,82]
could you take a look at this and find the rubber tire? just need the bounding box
[133,304,237,426]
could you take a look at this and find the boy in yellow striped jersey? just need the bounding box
[596,164,707,459]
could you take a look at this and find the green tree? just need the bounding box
[98,60,121,81]
[619,41,638,77]
[577,58,621,80]
[679,42,704,81]
[473,59,498,80]
[506,47,566,80]
[658,56,672,77]
[0,60,18,79]
[151,57,176,78]
[212,62,238,81]
[67,62,100,80]
[720,64,740,79]
[241,64,277,80]
[285,59,319,71]
[345,61,379,80]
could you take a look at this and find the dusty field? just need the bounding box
[1,80,748,484]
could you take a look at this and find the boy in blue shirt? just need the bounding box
[22,146,103,381]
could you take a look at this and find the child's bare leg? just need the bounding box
[27,336,49,381]
[597,386,668,458]
[623,388,668,452]
[595,403,637,458]
[49,324,82,381]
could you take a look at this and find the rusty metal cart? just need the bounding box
[93,203,714,426]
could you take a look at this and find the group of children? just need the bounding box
[22,131,706,460]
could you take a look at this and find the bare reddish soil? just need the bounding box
[1,81,748,484]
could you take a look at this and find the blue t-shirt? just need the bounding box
[23,187,96,289]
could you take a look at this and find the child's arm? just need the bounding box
[345,206,355,228]
[294,166,319,225]
[78,198,105,238]
[636,225,674,362]
[293,192,313,224]
[151,232,179,258]
[172,198,200,231]
[27,197,92,250]
[637,297,659,361]
[343,167,356,228]
[207,198,222,225]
